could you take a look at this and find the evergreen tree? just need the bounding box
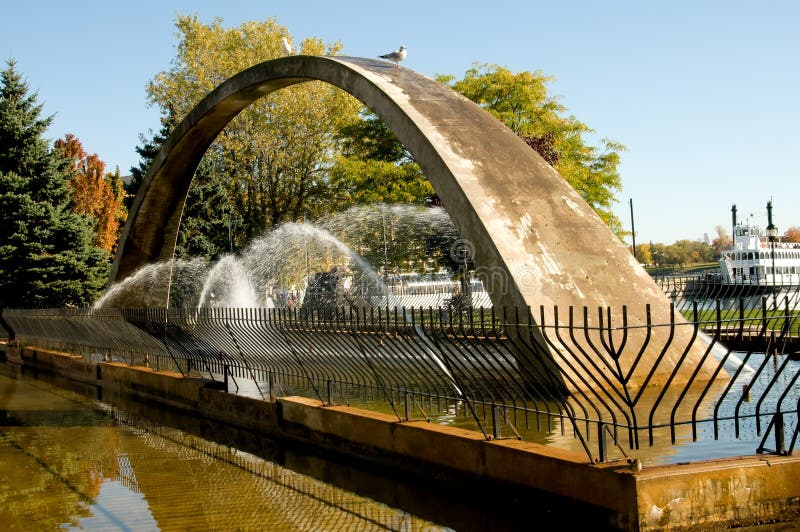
[129,109,231,260]
[174,160,232,259]
[0,59,110,308]
[126,108,176,209]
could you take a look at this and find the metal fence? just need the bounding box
[654,275,800,347]
[2,299,797,466]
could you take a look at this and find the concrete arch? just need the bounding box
[111,56,712,388]
[114,55,660,312]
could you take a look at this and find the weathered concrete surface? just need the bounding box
[110,55,713,389]
[100,362,207,410]
[276,394,800,530]
[636,458,800,529]
[6,345,95,384]
[4,348,799,531]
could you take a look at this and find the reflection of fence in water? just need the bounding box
[102,402,434,530]
[2,304,797,464]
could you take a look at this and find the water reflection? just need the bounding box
[0,364,446,531]
[1,363,625,531]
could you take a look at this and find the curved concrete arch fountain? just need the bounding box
[111,55,714,390]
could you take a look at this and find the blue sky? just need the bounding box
[2,0,798,245]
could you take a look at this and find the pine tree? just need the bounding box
[130,109,232,260]
[174,160,233,260]
[126,108,176,209]
[0,59,110,308]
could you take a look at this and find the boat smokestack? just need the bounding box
[767,200,774,230]
[766,200,779,245]
[731,204,737,239]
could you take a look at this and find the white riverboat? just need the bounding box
[717,203,800,286]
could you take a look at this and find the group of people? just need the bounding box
[267,285,301,309]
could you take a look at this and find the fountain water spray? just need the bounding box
[94,204,467,396]
[96,204,463,310]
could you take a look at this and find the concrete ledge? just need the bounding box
[278,396,635,522]
[637,456,800,529]
[276,395,800,530]
[199,386,278,433]
[483,437,636,514]
[99,362,207,410]
[393,419,488,473]
[5,345,96,384]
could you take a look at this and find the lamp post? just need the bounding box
[381,206,389,307]
[303,214,310,282]
[766,200,778,288]
[629,198,637,261]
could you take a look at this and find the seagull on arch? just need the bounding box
[282,37,293,55]
[379,45,406,67]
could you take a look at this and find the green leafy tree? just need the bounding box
[658,239,715,267]
[650,243,667,266]
[437,63,627,237]
[0,60,110,307]
[634,243,653,265]
[336,114,412,163]
[146,15,361,246]
[327,157,434,208]
[327,114,434,210]
[328,112,451,275]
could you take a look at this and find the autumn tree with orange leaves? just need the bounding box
[54,134,126,253]
[784,226,800,243]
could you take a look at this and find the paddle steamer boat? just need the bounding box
[717,202,800,286]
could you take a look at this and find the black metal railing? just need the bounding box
[1,302,797,465]
[654,275,800,348]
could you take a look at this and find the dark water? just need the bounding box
[0,363,625,531]
[0,364,450,531]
